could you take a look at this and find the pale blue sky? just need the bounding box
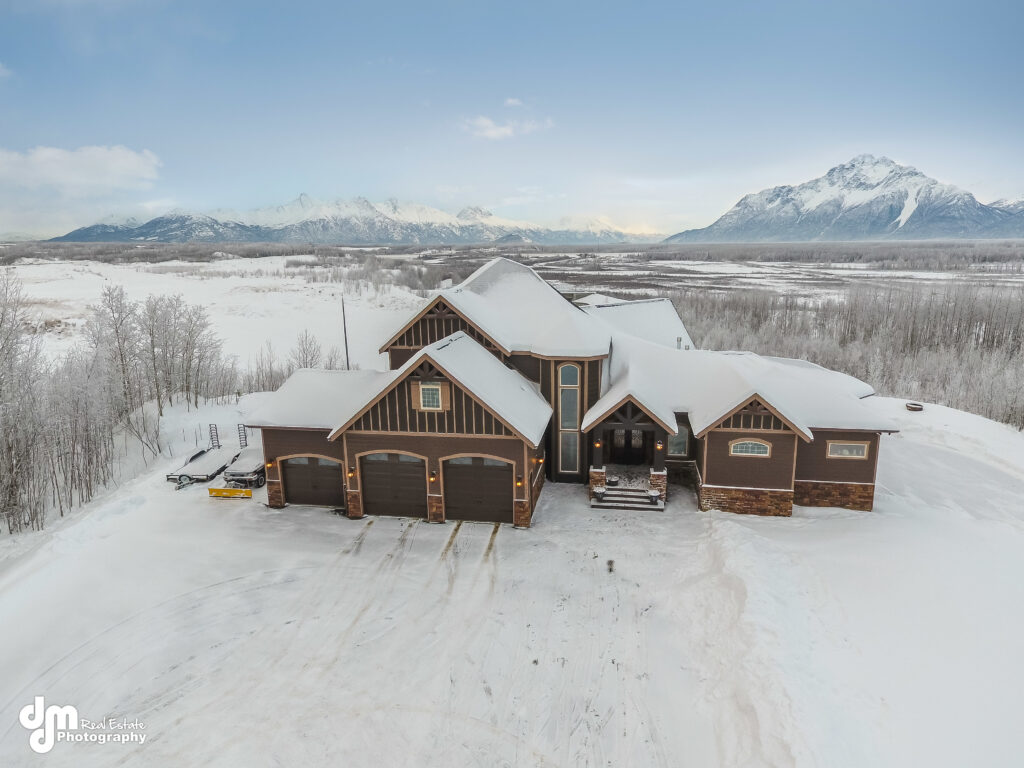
[1,0,1022,236]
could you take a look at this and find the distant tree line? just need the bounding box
[673,282,1024,428]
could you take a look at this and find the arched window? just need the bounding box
[558,363,580,472]
[729,439,771,457]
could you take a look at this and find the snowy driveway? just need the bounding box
[1,397,1024,767]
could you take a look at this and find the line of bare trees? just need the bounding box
[674,281,1024,428]
[0,276,239,534]
[1,271,355,535]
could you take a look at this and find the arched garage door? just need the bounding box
[443,457,513,524]
[282,457,345,507]
[360,453,428,518]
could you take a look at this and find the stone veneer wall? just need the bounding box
[513,499,531,528]
[588,466,606,500]
[267,480,285,509]
[794,481,874,511]
[346,490,363,519]
[427,495,445,523]
[649,469,668,501]
[698,485,793,517]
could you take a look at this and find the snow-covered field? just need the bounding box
[1,396,1023,767]
[8,256,422,366]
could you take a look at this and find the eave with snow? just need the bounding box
[247,258,898,524]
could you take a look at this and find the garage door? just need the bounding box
[282,457,345,507]
[443,457,513,523]
[360,453,427,518]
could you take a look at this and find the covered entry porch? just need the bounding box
[585,400,670,508]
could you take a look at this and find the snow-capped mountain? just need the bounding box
[990,198,1024,215]
[666,155,1022,242]
[52,195,659,245]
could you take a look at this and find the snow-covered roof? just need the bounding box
[582,298,694,350]
[582,335,898,439]
[385,258,611,358]
[246,369,397,430]
[331,332,552,446]
[573,293,626,306]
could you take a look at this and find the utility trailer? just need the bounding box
[166,446,241,486]
[166,424,242,488]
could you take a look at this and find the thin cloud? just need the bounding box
[504,97,523,107]
[0,144,161,194]
[0,63,12,79]
[464,115,551,140]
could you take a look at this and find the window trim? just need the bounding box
[728,438,772,458]
[826,440,870,460]
[419,382,443,411]
[557,363,581,473]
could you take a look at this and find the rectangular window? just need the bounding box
[559,432,579,473]
[419,383,442,411]
[667,425,689,456]
[827,441,869,459]
[559,388,579,430]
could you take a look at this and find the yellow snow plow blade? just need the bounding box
[209,488,252,499]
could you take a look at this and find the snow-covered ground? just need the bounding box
[1,396,1022,767]
[9,256,422,366]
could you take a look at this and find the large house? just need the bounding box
[248,258,897,525]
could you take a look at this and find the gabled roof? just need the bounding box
[582,298,694,350]
[245,369,397,430]
[582,335,898,439]
[381,258,611,358]
[330,332,553,446]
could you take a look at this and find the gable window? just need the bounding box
[667,423,689,456]
[729,439,771,457]
[558,363,581,473]
[419,383,442,411]
[827,441,869,459]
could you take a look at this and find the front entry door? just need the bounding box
[610,429,650,464]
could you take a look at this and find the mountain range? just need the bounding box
[666,155,1024,242]
[47,156,1024,245]
[51,195,658,245]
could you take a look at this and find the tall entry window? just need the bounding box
[558,363,580,472]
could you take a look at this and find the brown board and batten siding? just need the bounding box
[702,430,798,491]
[348,376,515,437]
[795,429,880,484]
[384,299,503,368]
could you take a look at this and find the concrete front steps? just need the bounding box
[590,486,665,511]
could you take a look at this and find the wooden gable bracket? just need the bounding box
[377,295,511,356]
[581,394,676,435]
[695,393,812,442]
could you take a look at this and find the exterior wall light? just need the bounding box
[538,457,544,464]
[516,475,523,488]
[594,439,602,448]
[430,470,438,483]
[266,462,273,468]
[656,440,664,451]
[347,466,355,478]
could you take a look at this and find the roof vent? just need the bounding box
[676,336,682,349]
